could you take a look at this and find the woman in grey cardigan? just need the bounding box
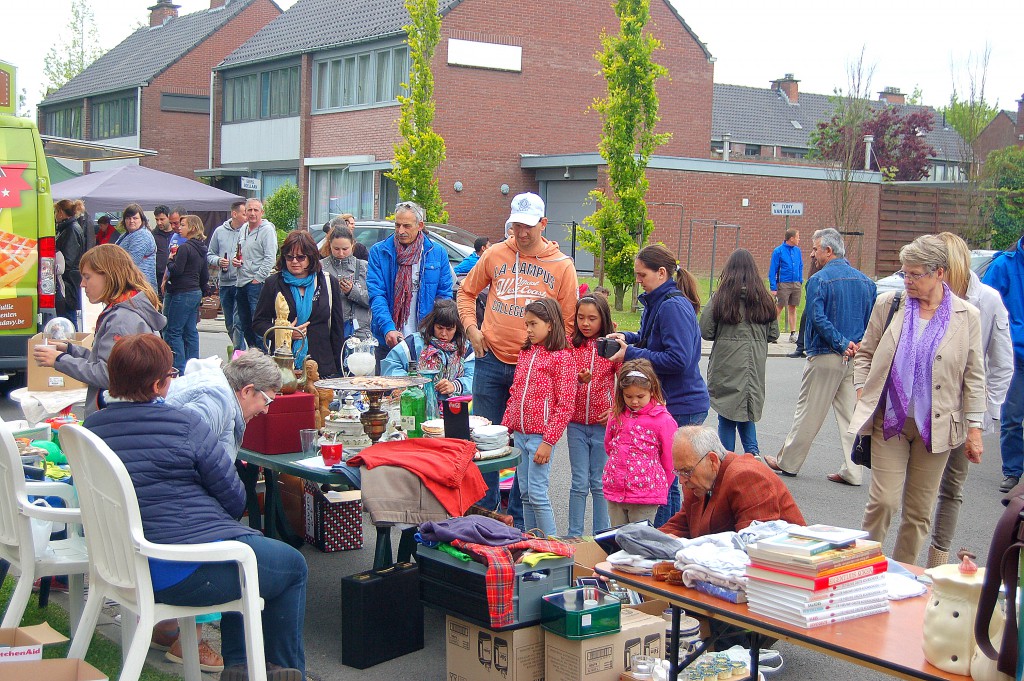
[319,224,370,338]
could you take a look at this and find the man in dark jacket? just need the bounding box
[152,204,174,283]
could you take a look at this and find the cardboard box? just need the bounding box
[303,481,362,552]
[570,540,609,580]
[0,658,107,680]
[240,391,315,454]
[544,602,667,681]
[445,615,545,681]
[26,333,93,391]
[0,623,68,663]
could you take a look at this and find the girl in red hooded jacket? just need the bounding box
[502,298,575,537]
[603,360,678,526]
[566,295,618,537]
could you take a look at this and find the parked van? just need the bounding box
[0,61,57,382]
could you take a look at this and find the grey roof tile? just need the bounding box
[42,0,257,106]
[219,0,463,69]
[712,82,965,162]
[1005,109,1018,125]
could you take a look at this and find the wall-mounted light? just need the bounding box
[741,198,749,207]
[563,167,571,179]
[500,184,510,195]
[453,181,463,192]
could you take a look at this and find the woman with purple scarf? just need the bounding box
[850,234,986,565]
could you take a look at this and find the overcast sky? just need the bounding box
[3,0,1021,117]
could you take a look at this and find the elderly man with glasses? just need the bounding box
[366,200,454,368]
[659,426,805,539]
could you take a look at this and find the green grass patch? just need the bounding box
[0,576,181,681]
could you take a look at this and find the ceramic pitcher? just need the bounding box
[922,563,986,675]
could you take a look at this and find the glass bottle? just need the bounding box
[400,361,426,438]
[420,368,440,421]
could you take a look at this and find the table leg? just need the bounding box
[236,462,263,534]
[262,469,303,549]
[373,527,393,570]
[748,631,762,680]
[396,527,418,564]
[669,604,680,681]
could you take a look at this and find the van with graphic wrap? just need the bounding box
[0,61,57,382]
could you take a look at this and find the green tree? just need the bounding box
[387,0,448,223]
[43,0,105,94]
[981,146,1024,250]
[263,182,302,244]
[581,0,670,311]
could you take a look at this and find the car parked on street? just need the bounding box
[318,220,479,270]
[874,249,998,296]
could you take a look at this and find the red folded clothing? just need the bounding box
[347,438,487,517]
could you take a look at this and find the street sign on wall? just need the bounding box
[240,177,260,191]
[771,202,804,216]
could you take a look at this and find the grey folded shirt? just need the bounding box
[616,524,687,560]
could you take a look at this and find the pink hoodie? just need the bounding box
[602,401,677,505]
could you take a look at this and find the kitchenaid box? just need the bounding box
[26,333,93,391]
[0,623,67,662]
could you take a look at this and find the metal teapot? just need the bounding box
[262,324,308,395]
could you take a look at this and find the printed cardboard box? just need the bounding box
[26,333,93,391]
[0,658,107,680]
[302,481,362,552]
[445,615,544,681]
[544,602,667,681]
[0,623,68,663]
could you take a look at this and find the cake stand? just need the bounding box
[314,375,431,443]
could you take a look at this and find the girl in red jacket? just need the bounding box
[502,298,575,537]
[567,295,618,537]
[603,360,678,525]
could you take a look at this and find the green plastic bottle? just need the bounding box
[400,361,426,438]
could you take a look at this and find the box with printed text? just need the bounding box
[445,615,545,681]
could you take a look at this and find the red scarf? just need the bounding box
[392,232,424,331]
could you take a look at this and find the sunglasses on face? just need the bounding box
[284,254,308,262]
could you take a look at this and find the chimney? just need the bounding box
[210,0,226,8]
[771,73,799,104]
[148,0,180,27]
[1017,94,1024,145]
[879,86,906,106]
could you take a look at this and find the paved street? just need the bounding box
[7,326,1005,680]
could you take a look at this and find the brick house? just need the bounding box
[973,97,1024,168]
[37,0,281,179]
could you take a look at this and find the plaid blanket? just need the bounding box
[450,537,575,628]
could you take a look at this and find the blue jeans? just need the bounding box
[235,282,265,352]
[567,422,610,537]
[654,411,708,528]
[163,290,202,373]
[514,432,556,536]
[472,353,519,515]
[219,283,245,350]
[717,416,759,455]
[153,533,307,673]
[1001,358,1024,478]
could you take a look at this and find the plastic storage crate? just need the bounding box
[417,543,573,630]
[541,587,621,639]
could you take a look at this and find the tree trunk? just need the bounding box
[613,284,625,311]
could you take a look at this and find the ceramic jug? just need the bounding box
[922,563,986,675]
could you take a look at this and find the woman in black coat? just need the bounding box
[253,231,345,377]
[164,215,210,372]
[54,199,85,324]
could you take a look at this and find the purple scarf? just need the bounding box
[392,231,424,330]
[883,284,953,450]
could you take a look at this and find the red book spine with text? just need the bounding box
[746,560,888,590]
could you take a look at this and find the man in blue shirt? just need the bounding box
[454,236,490,276]
[768,229,804,343]
[766,228,876,486]
[983,235,1024,492]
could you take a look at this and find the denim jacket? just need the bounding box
[804,258,876,357]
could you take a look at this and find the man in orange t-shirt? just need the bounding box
[457,192,578,518]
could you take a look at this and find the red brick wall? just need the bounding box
[141,0,282,178]
[637,168,881,278]
[973,112,1020,168]
[305,0,713,229]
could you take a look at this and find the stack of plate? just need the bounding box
[420,419,446,438]
[472,424,509,456]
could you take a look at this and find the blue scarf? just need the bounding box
[283,271,316,369]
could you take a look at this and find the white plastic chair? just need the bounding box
[0,423,88,632]
[59,424,268,681]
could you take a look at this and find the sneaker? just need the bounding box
[788,332,798,344]
[1000,476,1020,493]
[785,350,805,358]
[165,638,225,673]
[221,664,303,681]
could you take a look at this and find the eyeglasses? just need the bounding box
[675,451,711,479]
[284,254,308,262]
[257,389,275,407]
[166,367,180,378]
[896,269,934,283]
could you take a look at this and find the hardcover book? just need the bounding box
[746,560,888,590]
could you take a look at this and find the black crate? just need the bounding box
[417,543,573,630]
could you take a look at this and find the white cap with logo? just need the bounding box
[505,192,545,229]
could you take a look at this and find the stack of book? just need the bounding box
[744,525,889,628]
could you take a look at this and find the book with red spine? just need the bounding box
[746,553,886,578]
[746,559,889,590]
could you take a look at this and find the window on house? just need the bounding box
[224,66,298,123]
[44,106,82,138]
[309,167,374,225]
[91,96,136,139]
[261,172,298,203]
[780,147,808,159]
[313,45,410,112]
[744,145,761,156]
[379,173,398,219]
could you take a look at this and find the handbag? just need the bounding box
[850,292,902,468]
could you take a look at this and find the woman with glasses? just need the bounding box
[163,215,210,373]
[851,234,986,565]
[32,244,166,415]
[253,230,345,377]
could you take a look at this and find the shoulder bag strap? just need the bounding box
[976,490,1024,672]
[883,292,902,330]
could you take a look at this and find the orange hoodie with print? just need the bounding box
[457,236,579,365]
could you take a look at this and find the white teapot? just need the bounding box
[922,553,986,677]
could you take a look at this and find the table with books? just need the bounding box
[596,524,970,681]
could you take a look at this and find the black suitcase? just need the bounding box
[341,562,424,668]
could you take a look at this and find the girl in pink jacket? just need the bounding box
[502,298,575,537]
[603,360,678,525]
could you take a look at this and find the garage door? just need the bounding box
[544,180,596,274]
